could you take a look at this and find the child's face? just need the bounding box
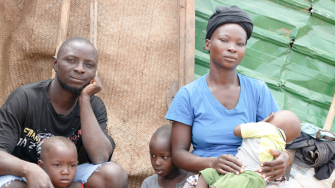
[39,145,78,188]
[149,136,177,177]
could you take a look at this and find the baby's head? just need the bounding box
[38,136,78,188]
[263,110,301,143]
[149,124,178,177]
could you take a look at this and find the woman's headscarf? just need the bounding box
[206,5,253,40]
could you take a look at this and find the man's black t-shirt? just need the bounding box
[0,79,115,163]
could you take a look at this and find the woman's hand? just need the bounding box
[258,148,289,181]
[212,154,244,175]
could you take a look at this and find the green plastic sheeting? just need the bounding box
[195,0,335,132]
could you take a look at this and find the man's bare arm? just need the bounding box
[78,76,113,164]
[0,150,53,187]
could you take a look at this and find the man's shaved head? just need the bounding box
[40,136,77,161]
[57,37,97,59]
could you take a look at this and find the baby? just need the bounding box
[141,124,193,188]
[196,110,301,188]
[38,136,81,188]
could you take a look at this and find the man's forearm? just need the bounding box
[0,150,54,187]
[79,95,113,164]
[0,150,33,177]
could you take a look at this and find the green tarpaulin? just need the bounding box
[195,0,335,131]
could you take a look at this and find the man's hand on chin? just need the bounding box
[80,75,102,99]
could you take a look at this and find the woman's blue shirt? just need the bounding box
[165,73,279,157]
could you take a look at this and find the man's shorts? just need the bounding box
[0,162,113,187]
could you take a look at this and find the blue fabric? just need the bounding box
[300,122,335,141]
[0,175,26,187]
[165,73,279,157]
[74,162,114,184]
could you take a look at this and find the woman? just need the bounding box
[165,5,291,186]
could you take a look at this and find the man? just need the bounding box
[0,37,128,188]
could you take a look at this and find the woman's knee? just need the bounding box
[86,163,128,188]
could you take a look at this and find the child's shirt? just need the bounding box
[141,172,193,188]
[235,122,286,172]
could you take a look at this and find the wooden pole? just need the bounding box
[185,0,195,85]
[90,0,98,78]
[53,0,71,78]
[323,93,335,131]
[90,0,98,48]
[178,0,186,88]
[178,0,195,88]
[325,93,335,188]
[55,0,71,57]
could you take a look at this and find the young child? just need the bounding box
[38,136,82,188]
[141,124,193,188]
[196,110,301,188]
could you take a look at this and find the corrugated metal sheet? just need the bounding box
[195,0,335,131]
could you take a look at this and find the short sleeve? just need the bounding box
[256,83,279,122]
[165,87,194,126]
[0,88,28,153]
[241,122,278,139]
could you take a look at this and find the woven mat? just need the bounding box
[0,0,179,187]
